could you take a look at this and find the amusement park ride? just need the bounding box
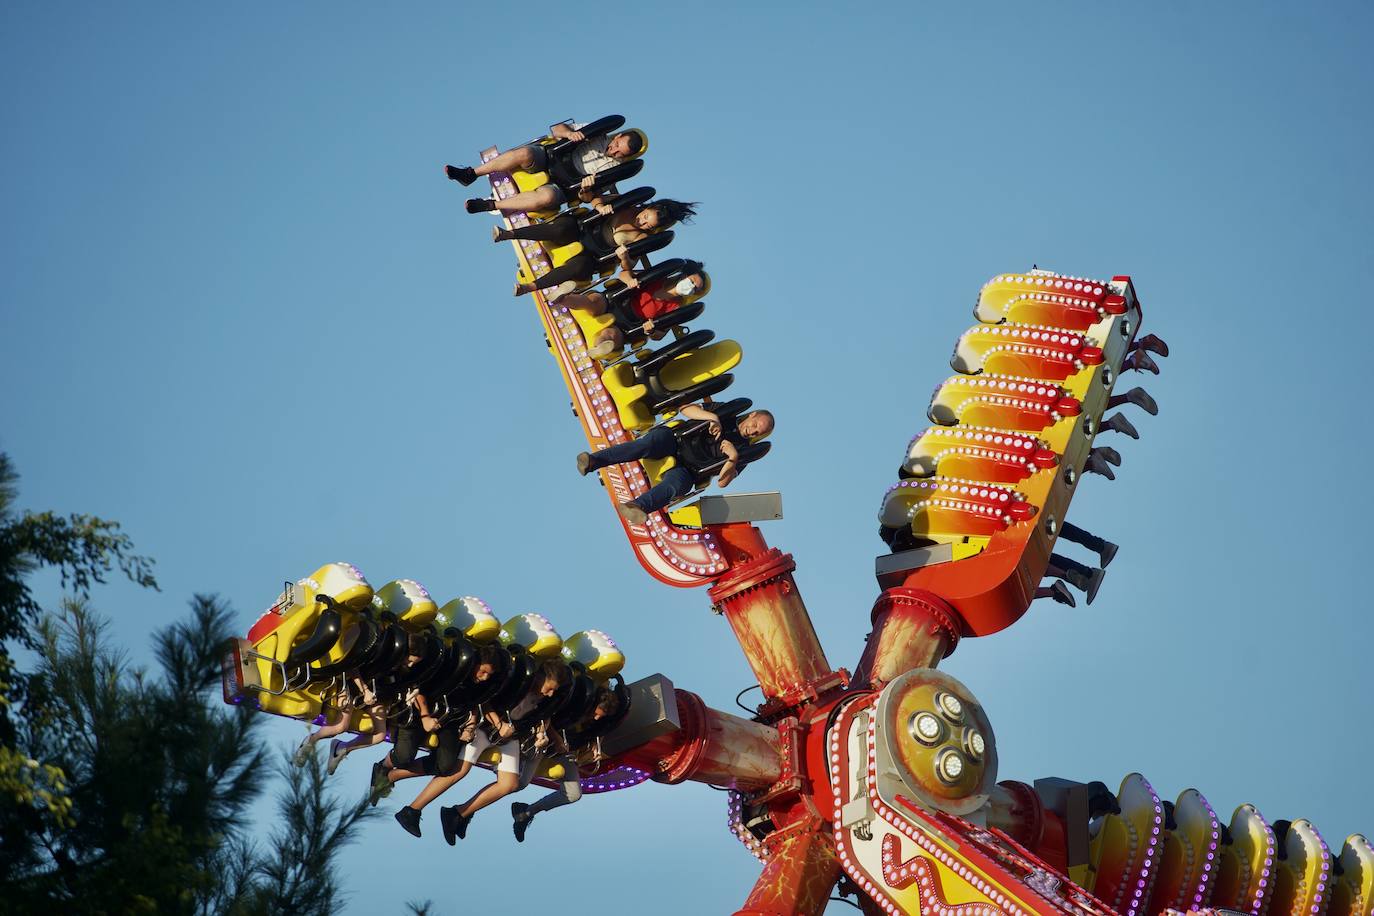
[220,118,1373,916]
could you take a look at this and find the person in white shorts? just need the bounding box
[438,659,571,844]
[510,686,624,842]
[385,643,505,837]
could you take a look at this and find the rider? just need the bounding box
[384,658,569,839]
[379,643,502,833]
[557,261,709,358]
[501,198,698,297]
[435,660,572,844]
[303,633,427,776]
[448,117,646,215]
[510,686,623,842]
[577,402,776,523]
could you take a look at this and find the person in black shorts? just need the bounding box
[446,118,646,216]
[576,402,775,523]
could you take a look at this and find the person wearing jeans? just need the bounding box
[576,403,775,523]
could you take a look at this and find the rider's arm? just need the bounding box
[718,440,741,487]
[550,121,582,141]
[679,403,720,423]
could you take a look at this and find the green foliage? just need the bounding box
[0,451,378,914]
[0,451,158,746]
[0,452,158,651]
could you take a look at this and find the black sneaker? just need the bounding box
[440,805,458,846]
[511,802,533,843]
[445,164,477,186]
[440,804,472,844]
[465,198,495,214]
[394,806,422,838]
[368,762,393,807]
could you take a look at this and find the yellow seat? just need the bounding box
[640,454,677,485]
[499,612,563,659]
[903,426,1055,483]
[975,271,1119,329]
[560,629,625,681]
[434,596,501,643]
[659,340,742,390]
[1149,788,1221,912]
[1331,834,1374,916]
[568,306,616,348]
[602,363,655,431]
[1211,804,1276,913]
[512,170,551,193]
[517,239,584,285]
[1269,819,1333,916]
[879,476,1036,545]
[601,341,742,432]
[1085,774,1164,907]
[246,582,324,719]
[372,579,438,627]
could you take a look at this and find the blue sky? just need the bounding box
[3,2,1371,913]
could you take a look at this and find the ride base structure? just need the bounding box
[223,128,1373,916]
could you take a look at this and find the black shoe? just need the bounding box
[465,197,495,214]
[512,802,533,843]
[440,805,471,845]
[440,805,458,846]
[368,762,393,807]
[445,164,477,186]
[394,806,422,838]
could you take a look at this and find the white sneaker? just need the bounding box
[326,739,348,776]
[293,735,313,767]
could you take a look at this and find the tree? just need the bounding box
[0,452,379,913]
[0,451,158,742]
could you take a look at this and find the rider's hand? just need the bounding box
[718,461,738,487]
[580,175,597,190]
[642,319,655,333]
[567,130,586,141]
[498,722,516,740]
[597,203,614,215]
[421,715,438,733]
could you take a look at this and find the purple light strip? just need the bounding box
[580,765,651,795]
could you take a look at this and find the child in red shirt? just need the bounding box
[561,268,709,358]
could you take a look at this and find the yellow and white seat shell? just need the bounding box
[433,596,501,643]
[499,613,563,658]
[372,579,437,627]
[560,629,625,681]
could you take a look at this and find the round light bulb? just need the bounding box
[937,749,966,784]
[966,729,986,760]
[938,692,964,721]
[910,712,943,745]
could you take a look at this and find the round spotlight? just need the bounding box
[964,728,985,761]
[936,749,966,785]
[909,711,943,746]
[937,692,964,722]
